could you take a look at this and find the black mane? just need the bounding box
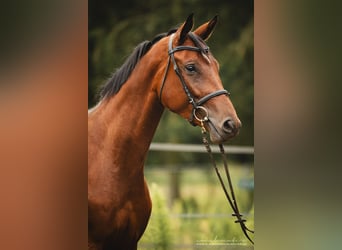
[99,28,177,100]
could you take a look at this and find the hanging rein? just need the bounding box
[160,32,254,244]
[199,123,254,244]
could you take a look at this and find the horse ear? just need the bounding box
[175,13,194,45]
[194,15,218,41]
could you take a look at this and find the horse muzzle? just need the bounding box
[207,117,242,143]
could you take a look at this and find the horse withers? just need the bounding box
[88,14,241,250]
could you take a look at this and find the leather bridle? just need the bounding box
[159,32,229,125]
[159,32,255,244]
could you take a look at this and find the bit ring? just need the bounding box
[193,106,209,123]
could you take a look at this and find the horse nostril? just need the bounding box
[222,119,237,134]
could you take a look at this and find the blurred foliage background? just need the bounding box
[88,0,254,154]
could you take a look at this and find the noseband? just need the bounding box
[159,33,229,125]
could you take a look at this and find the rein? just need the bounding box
[199,119,254,245]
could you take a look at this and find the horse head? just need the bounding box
[157,14,242,143]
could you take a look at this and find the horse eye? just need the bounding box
[185,64,196,73]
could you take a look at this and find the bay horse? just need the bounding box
[88,14,241,250]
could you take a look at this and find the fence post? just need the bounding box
[168,165,180,207]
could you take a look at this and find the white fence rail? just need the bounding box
[149,143,254,155]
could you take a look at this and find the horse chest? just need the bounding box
[89,178,152,247]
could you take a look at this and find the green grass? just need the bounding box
[139,164,254,249]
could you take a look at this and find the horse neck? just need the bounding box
[91,55,165,174]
